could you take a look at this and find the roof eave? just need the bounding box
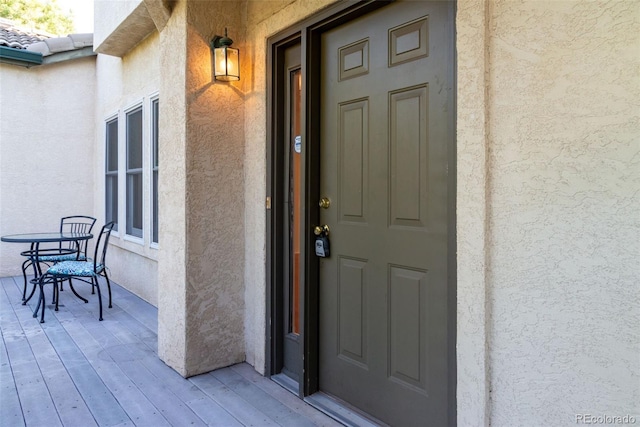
[42,46,96,65]
[0,45,43,67]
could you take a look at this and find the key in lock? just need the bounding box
[314,225,330,257]
[315,235,330,257]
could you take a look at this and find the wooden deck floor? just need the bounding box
[0,275,342,427]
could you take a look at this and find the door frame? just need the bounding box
[266,1,456,417]
[265,28,304,392]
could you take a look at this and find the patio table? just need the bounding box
[1,232,93,314]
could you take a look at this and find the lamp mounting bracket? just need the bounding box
[212,28,233,48]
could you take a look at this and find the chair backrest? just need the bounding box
[60,215,97,256]
[93,222,115,272]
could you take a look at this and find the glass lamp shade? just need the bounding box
[214,46,239,81]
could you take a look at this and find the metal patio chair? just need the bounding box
[34,222,115,323]
[20,215,96,303]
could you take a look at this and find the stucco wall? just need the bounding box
[94,32,160,306]
[456,0,491,424]
[0,58,96,277]
[158,0,247,377]
[183,0,246,376]
[156,0,188,374]
[94,0,142,48]
[93,0,155,57]
[483,1,639,425]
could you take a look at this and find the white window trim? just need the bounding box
[149,94,159,247]
[105,113,119,237]
[125,104,144,240]
[104,94,159,255]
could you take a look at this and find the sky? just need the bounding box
[56,0,94,33]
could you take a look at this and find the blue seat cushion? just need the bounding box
[37,254,86,262]
[47,261,103,277]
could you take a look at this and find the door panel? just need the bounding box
[389,265,428,392]
[338,99,369,223]
[318,1,453,425]
[389,85,429,228]
[338,256,368,367]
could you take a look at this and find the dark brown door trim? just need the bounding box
[266,30,301,380]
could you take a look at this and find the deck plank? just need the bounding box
[211,368,318,427]
[1,277,63,427]
[41,325,133,426]
[17,324,99,427]
[231,364,342,427]
[71,307,234,426]
[0,276,343,427]
[56,280,235,427]
[0,281,27,427]
[56,311,171,426]
[189,372,280,427]
[108,284,157,332]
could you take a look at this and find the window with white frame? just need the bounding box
[105,98,159,246]
[126,107,143,238]
[151,98,159,244]
[105,118,118,231]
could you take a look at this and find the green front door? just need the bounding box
[317,1,455,425]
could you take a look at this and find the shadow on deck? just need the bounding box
[0,276,342,427]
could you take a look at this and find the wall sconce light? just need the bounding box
[211,28,239,81]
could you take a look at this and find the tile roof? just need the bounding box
[0,18,93,59]
[0,18,51,49]
[27,33,93,56]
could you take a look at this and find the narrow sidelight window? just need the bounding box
[151,99,159,244]
[288,69,302,335]
[126,107,143,238]
[105,118,118,231]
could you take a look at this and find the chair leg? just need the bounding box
[92,276,103,321]
[21,259,31,301]
[32,278,43,319]
[68,279,88,303]
[103,271,113,309]
[33,261,51,305]
[54,278,60,311]
[40,278,47,323]
[22,259,39,305]
[23,280,37,305]
[34,275,47,323]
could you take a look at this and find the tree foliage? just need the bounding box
[0,0,74,36]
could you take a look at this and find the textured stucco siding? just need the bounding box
[156,0,188,374]
[158,0,247,377]
[183,0,246,376]
[484,0,640,425]
[0,58,96,277]
[93,0,155,57]
[94,0,142,48]
[456,0,491,424]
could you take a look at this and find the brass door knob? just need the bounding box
[319,197,331,209]
[314,225,330,236]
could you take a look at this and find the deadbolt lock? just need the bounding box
[319,197,331,209]
[314,225,330,236]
